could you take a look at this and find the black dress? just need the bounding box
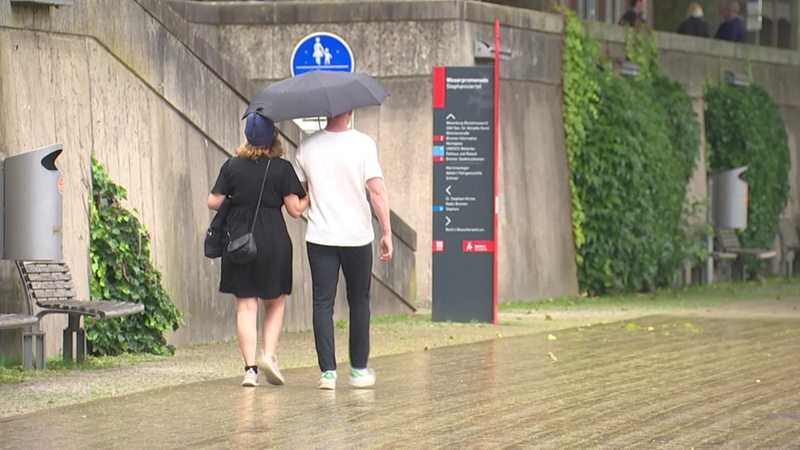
[618,10,644,27]
[211,155,306,299]
[677,16,710,37]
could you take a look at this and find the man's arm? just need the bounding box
[366,177,393,261]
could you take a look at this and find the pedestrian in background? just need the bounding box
[677,2,710,37]
[208,112,308,387]
[715,0,746,42]
[293,109,393,391]
[619,0,646,28]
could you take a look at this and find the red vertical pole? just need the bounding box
[492,19,500,324]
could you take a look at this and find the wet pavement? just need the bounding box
[1,314,799,449]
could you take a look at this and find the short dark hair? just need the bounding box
[630,0,641,7]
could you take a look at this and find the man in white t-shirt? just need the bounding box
[293,110,393,390]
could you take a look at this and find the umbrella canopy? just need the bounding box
[243,70,389,122]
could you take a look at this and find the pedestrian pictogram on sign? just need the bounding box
[291,32,354,76]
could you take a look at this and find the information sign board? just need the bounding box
[431,66,496,323]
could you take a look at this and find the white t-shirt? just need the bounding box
[294,129,384,246]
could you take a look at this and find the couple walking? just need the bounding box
[207,111,393,390]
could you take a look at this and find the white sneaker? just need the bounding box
[241,367,258,387]
[318,370,337,390]
[258,354,286,386]
[348,368,376,388]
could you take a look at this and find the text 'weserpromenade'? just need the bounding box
[446,77,491,90]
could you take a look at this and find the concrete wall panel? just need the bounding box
[780,107,800,222]
[374,76,434,298]
[498,81,577,301]
[0,30,94,355]
[86,40,245,346]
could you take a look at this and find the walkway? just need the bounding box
[1,314,799,448]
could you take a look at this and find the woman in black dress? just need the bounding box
[207,113,308,387]
[677,2,710,38]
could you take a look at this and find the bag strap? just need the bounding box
[249,158,271,234]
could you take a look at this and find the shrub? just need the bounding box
[86,157,183,355]
[704,83,791,276]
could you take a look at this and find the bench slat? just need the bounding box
[0,313,38,330]
[30,289,78,299]
[37,300,144,318]
[28,280,75,289]
[26,272,72,282]
[20,262,70,274]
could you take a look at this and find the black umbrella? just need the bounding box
[243,70,389,122]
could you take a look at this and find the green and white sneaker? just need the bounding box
[318,370,337,390]
[348,368,376,388]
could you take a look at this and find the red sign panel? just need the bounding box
[432,66,446,108]
[462,240,494,252]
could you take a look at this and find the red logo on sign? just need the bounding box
[433,240,445,252]
[462,240,494,252]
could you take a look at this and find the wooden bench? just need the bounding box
[715,228,777,280]
[15,260,145,369]
[0,303,40,369]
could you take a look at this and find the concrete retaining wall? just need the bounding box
[1,0,799,358]
[172,1,581,306]
[0,0,416,359]
[0,0,246,354]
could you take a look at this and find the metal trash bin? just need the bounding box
[1,143,64,261]
[711,166,748,229]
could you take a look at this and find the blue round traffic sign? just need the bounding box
[291,32,354,76]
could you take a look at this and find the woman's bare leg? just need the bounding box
[237,297,259,366]
[261,295,285,357]
[259,295,286,385]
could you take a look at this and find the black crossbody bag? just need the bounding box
[226,158,271,265]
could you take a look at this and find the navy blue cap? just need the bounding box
[244,112,274,146]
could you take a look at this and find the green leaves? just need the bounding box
[561,13,702,296]
[574,74,701,295]
[562,9,602,255]
[705,83,791,276]
[86,157,183,356]
[562,14,788,292]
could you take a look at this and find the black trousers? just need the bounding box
[307,242,373,372]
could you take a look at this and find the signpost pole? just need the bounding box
[492,19,500,324]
